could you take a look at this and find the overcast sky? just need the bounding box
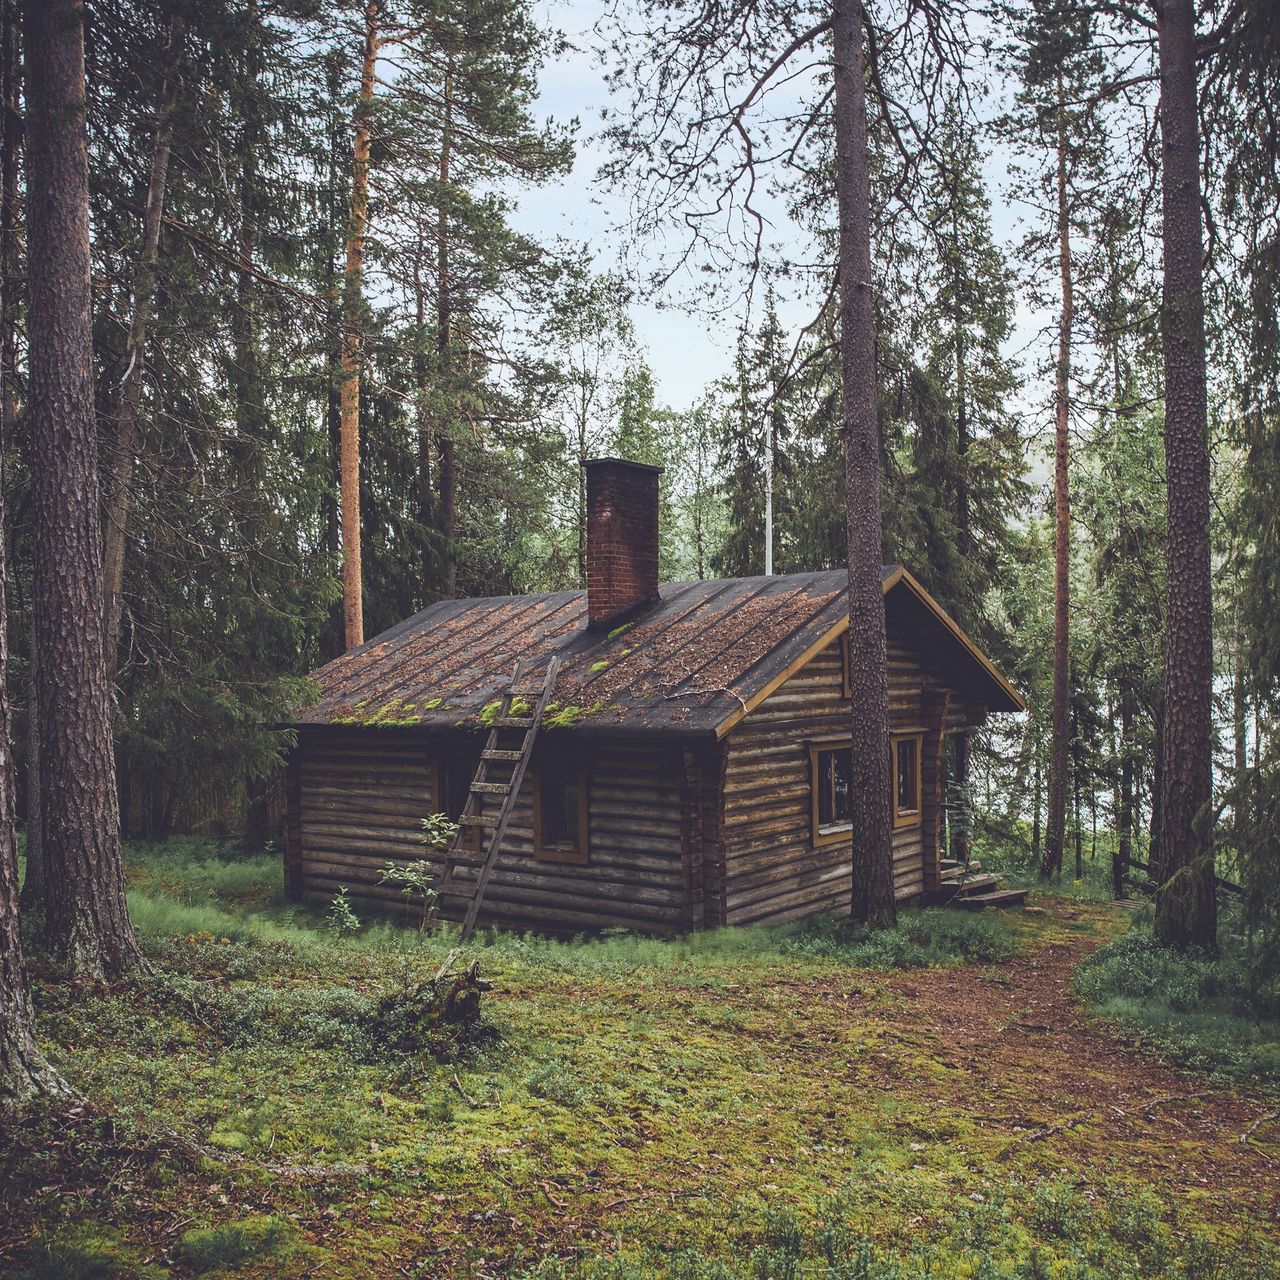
[509,0,1053,455]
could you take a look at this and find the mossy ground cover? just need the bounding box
[2,840,1278,1278]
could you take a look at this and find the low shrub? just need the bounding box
[779,907,1019,968]
[505,1186,1280,1280]
[1075,925,1280,1079]
[10,1223,166,1280]
[180,1214,299,1273]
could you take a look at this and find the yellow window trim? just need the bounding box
[808,733,924,842]
[808,739,853,849]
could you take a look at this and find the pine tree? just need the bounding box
[1152,0,1216,951]
[833,0,895,927]
[0,0,65,1114]
[1003,0,1106,880]
[24,0,141,976]
[338,0,378,650]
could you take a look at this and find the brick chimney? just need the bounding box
[586,457,662,628]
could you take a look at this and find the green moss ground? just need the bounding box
[2,840,1277,1278]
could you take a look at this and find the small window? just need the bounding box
[892,735,922,828]
[436,754,482,851]
[810,741,853,847]
[534,758,589,864]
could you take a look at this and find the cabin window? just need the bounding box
[435,754,482,851]
[809,741,853,847]
[534,759,589,864]
[892,735,922,828]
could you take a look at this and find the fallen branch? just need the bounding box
[154,1129,367,1181]
[1240,1110,1280,1144]
[997,1115,1082,1161]
[538,1180,568,1209]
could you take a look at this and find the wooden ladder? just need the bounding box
[430,655,560,942]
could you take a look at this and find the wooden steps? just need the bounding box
[926,859,1026,911]
[956,887,1029,911]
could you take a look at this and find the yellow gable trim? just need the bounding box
[712,567,1023,740]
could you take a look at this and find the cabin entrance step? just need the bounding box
[925,866,1026,911]
[956,887,1029,911]
[426,653,561,942]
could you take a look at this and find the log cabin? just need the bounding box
[282,458,1024,933]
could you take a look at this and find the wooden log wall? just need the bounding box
[717,634,987,927]
[289,727,691,934]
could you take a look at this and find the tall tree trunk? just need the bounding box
[25,0,141,977]
[1,0,41,915]
[101,14,182,681]
[437,64,457,596]
[948,206,973,866]
[339,0,378,651]
[577,415,588,587]
[1232,636,1248,844]
[833,0,894,928]
[1154,0,1216,952]
[0,6,64,1090]
[1149,714,1164,879]
[1043,71,1073,881]
[1032,717,1043,866]
[1117,690,1134,895]
[1073,732,1083,879]
[413,244,433,540]
[320,52,344,661]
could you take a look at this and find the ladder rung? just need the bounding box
[482,749,522,762]
[437,882,478,898]
[492,716,534,728]
[459,813,498,828]
[471,782,509,795]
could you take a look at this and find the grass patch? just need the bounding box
[1075,920,1280,1078]
[9,1222,168,1280]
[776,906,1019,967]
[181,1215,300,1273]
[508,1188,1279,1279]
[4,839,1277,1279]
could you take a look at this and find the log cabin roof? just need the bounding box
[297,566,1024,738]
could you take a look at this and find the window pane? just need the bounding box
[818,748,852,828]
[833,749,851,822]
[542,764,578,849]
[896,740,917,812]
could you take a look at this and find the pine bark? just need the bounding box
[24,0,141,977]
[1153,0,1216,951]
[1043,71,1073,881]
[833,0,895,927]
[339,0,379,650]
[1031,718,1043,866]
[437,65,457,596]
[102,14,182,680]
[1117,691,1134,893]
[1,0,65,1113]
[950,235,972,866]
[1,0,41,915]
[1,396,65,1109]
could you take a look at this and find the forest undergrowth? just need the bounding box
[2,838,1277,1279]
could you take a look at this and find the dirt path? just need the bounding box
[878,902,1279,1225]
